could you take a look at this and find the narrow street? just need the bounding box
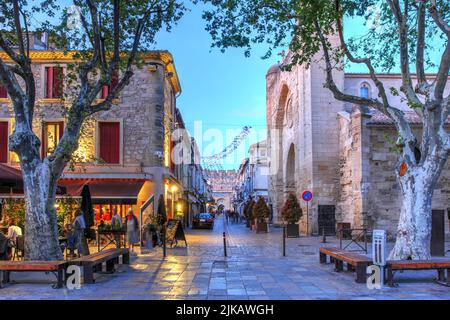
[2,215,450,300]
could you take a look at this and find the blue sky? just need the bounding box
[154,4,277,169]
[37,2,445,169]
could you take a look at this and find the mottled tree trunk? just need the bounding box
[22,161,63,261]
[389,157,445,260]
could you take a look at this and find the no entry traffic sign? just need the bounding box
[302,190,313,202]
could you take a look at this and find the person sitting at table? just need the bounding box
[74,209,88,257]
[6,220,22,245]
[126,208,139,253]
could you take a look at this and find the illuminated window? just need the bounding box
[44,66,64,99]
[42,122,64,158]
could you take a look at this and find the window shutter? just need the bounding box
[53,67,63,98]
[0,122,8,163]
[45,67,53,98]
[110,70,119,92]
[0,84,7,99]
[102,85,109,99]
[58,122,64,140]
[99,122,120,164]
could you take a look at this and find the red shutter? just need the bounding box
[102,85,109,99]
[0,122,8,163]
[99,122,120,164]
[170,139,175,172]
[0,84,7,99]
[110,70,119,92]
[58,122,64,140]
[53,67,63,98]
[45,67,53,98]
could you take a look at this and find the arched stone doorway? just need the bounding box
[285,143,296,195]
[269,84,290,224]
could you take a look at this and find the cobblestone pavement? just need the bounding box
[1,215,450,300]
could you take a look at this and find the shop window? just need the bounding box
[45,66,64,99]
[0,122,8,163]
[0,84,7,99]
[99,122,120,164]
[42,122,64,158]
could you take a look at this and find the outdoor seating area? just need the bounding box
[0,261,67,289]
[386,259,450,287]
[69,248,130,284]
[319,247,372,283]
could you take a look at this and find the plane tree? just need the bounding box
[198,0,450,259]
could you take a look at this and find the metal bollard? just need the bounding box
[223,232,227,257]
[283,226,286,257]
[322,227,327,243]
[163,225,167,258]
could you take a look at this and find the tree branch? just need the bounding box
[415,0,429,92]
[429,0,450,38]
[314,19,419,166]
[388,0,423,110]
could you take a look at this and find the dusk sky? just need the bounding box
[47,2,445,169]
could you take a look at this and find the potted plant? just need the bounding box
[280,193,303,238]
[253,197,270,233]
[243,199,254,228]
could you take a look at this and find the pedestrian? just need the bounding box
[6,220,22,245]
[111,209,123,230]
[74,209,88,257]
[126,208,139,253]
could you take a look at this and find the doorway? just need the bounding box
[318,205,336,236]
[431,210,445,257]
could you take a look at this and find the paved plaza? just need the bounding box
[1,216,450,300]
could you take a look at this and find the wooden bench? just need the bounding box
[0,261,67,289]
[320,247,372,283]
[386,259,450,287]
[69,248,130,284]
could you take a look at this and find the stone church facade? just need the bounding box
[266,47,450,240]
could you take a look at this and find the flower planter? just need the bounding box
[256,222,268,233]
[286,223,299,238]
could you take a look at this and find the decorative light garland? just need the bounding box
[202,126,251,173]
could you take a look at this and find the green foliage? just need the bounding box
[243,199,255,222]
[280,193,302,224]
[157,195,167,226]
[384,133,404,155]
[198,0,449,72]
[252,197,270,223]
[1,198,26,231]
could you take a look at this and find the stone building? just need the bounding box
[266,43,450,240]
[0,49,207,229]
[206,169,239,211]
[233,141,269,217]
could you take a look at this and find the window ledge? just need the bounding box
[40,98,65,104]
[95,98,120,105]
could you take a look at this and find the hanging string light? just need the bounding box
[202,126,251,173]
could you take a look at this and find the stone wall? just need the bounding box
[337,110,450,240]
[365,124,450,239]
[1,61,171,171]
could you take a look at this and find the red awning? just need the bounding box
[0,164,22,186]
[58,178,145,204]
